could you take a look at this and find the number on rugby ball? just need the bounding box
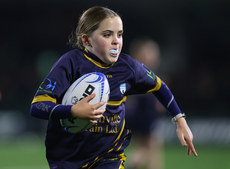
[60,72,110,133]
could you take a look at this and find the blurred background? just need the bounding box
[0,0,230,169]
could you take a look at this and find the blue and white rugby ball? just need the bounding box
[60,72,110,133]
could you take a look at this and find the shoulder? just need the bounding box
[118,53,141,70]
[118,53,138,67]
[49,48,84,73]
[60,48,83,60]
[53,48,84,66]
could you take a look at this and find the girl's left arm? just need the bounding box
[152,77,198,157]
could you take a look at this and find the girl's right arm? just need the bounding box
[30,94,105,123]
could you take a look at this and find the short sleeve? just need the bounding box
[129,59,159,94]
[33,53,76,104]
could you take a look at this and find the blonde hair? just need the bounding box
[69,6,120,50]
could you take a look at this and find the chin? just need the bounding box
[110,58,119,64]
[104,56,118,65]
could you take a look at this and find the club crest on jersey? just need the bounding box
[142,64,155,80]
[120,83,126,94]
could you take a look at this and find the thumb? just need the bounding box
[177,131,187,147]
[180,138,187,147]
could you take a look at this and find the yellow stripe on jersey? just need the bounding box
[81,163,88,168]
[147,76,162,93]
[31,94,57,104]
[83,51,114,69]
[118,153,126,169]
[82,152,126,169]
[107,120,125,153]
[82,120,126,168]
[107,96,127,106]
[83,156,104,169]
[114,119,125,143]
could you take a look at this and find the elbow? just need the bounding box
[30,102,50,120]
[30,103,37,118]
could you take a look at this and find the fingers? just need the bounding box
[180,132,198,157]
[90,119,98,124]
[89,110,104,124]
[185,131,198,157]
[89,108,105,120]
[192,148,198,157]
[84,93,96,102]
[83,94,106,109]
[94,100,106,109]
[75,94,106,122]
[177,130,198,157]
[187,140,198,157]
[91,109,105,119]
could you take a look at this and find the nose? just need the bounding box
[112,36,119,45]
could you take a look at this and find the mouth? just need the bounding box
[109,49,119,56]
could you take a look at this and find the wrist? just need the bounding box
[171,113,186,123]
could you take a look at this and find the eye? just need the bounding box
[118,32,123,38]
[103,33,111,38]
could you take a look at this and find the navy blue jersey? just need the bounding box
[31,48,182,168]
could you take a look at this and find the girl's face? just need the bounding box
[86,16,123,65]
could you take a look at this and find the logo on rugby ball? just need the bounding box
[60,72,110,133]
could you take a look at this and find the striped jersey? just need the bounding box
[31,48,181,168]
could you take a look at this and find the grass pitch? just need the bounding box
[0,138,229,169]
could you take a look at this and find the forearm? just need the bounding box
[30,101,72,120]
[153,79,197,156]
[153,81,182,117]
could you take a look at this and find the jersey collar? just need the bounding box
[82,48,115,69]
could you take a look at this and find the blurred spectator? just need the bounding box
[125,37,166,169]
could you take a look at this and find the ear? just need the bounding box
[81,34,92,47]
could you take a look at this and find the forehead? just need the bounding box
[98,16,123,31]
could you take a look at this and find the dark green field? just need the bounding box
[0,138,229,169]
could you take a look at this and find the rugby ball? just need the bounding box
[60,72,110,133]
